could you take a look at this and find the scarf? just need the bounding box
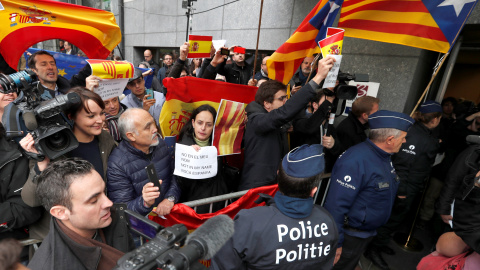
[105,106,125,142]
[274,191,313,219]
[193,135,210,147]
[56,219,124,270]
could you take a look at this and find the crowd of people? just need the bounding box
[0,39,479,270]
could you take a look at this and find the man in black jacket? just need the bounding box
[336,96,379,151]
[28,158,134,270]
[201,46,253,85]
[239,56,336,190]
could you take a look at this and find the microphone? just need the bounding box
[159,215,234,269]
[23,111,38,130]
[467,135,480,145]
[325,113,335,137]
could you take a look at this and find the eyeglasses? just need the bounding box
[276,95,288,102]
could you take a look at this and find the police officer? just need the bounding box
[365,101,442,270]
[324,110,414,270]
[211,144,339,270]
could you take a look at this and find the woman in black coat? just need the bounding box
[176,104,231,213]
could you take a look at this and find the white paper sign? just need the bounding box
[322,55,342,89]
[94,78,129,100]
[174,144,218,179]
[342,81,380,116]
[212,40,227,51]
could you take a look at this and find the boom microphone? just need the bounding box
[159,215,234,269]
[467,135,480,145]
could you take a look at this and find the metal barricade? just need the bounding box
[183,173,332,213]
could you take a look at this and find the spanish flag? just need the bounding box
[188,35,212,58]
[159,77,257,138]
[0,0,121,70]
[267,0,344,85]
[318,27,345,57]
[338,0,478,53]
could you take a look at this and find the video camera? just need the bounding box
[0,70,80,160]
[115,211,234,270]
[322,72,369,117]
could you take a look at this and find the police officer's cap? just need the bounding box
[419,100,442,114]
[282,144,325,178]
[368,110,414,132]
[128,67,143,82]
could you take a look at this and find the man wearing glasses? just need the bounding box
[239,56,336,191]
[121,68,165,126]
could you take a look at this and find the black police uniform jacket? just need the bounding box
[211,196,338,270]
[392,122,440,196]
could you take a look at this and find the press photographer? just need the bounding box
[20,87,116,242]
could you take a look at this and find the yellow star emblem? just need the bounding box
[57,68,67,77]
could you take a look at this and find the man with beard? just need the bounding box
[107,108,180,216]
[289,57,315,95]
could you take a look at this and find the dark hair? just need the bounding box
[311,90,325,104]
[351,96,380,118]
[164,53,173,59]
[441,97,457,107]
[0,123,5,140]
[178,104,217,142]
[65,86,105,120]
[188,58,203,75]
[277,164,320,198]
[36,158,94,211]
[255,80,286,105]
[0,238,22,270]
[413,111,442,124]
[27,50,56,69]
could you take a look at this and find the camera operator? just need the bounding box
[20,87,116,241]
[27,50,93,98]
[28,158,134,270]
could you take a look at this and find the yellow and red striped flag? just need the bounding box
[338,0,479,53]
[267,0,344,85]
[213,100,247,156]
[188,35,212,58]
[0,0,121,70]
[318,27,345,57]
[159,77,257,138]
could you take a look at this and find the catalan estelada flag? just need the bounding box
[318,27,345,57]
[267,0,344,85]
[159,77,257,138]
[188,35,212,58]
[213,100,247,156]
[0,0,121,70]
[338,0,479,53]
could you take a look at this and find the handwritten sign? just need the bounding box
[174,144,218,179]
[94,78,129,100]
[322,55,342,89]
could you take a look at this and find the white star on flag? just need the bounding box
[438,0,476,17]
[324,1,341,25]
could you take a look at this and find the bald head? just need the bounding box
[144,50,153,62]
[261,56,270,74]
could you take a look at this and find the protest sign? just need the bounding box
[174,144,218,179]
[188,35,212,58]
[322,55,342,89]
[342,81,380,116]
[87,59,134,100]
[318,28,345,89]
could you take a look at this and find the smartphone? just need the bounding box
[145,163,162,192]
[220,48,229,56]
[125,209,163,239]
[294,82,302,87]
[145,89,154,100]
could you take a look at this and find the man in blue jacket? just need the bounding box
[107,108,180,216]
[212,144,338,270]
[324,110,414,270]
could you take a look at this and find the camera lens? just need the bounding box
[45,130,70,152]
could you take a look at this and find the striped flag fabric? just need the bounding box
[212,100,247,156]
[188,35,212,58]
[159,77,257,138]
[267,0,344,85]
[338,0,479,53]
[318,27,345,57]
[0,0,121,70]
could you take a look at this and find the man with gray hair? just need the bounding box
[107,108,180,216]
[323,110,414,270]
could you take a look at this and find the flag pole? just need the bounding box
[409,52,449,116]
[252,0,264,79]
